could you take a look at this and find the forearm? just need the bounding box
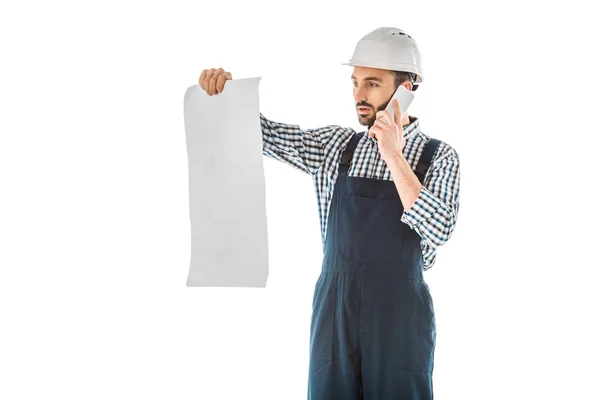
[395,151,460,248]
[387,152,423,211]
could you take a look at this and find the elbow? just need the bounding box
[427,211,458,248]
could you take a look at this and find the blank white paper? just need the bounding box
[183,77,269,288]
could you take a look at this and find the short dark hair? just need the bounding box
[392,71,418,91]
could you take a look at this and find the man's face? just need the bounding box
[352,66,397,128]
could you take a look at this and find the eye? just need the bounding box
[352,82,379,88]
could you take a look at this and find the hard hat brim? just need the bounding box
[342,61,423,83]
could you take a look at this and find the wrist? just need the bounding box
[386,150,406,167]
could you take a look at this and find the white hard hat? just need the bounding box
[342,27,423,90]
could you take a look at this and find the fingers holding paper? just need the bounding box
[199,68,233,95]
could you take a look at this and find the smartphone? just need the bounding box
[385,84,414,121]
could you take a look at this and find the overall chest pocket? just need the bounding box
[337,194,407,265]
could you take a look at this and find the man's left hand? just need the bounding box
[369,98,406,162]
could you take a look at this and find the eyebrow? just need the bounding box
[351,75,384,83]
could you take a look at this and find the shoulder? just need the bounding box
[413,130,459,165]
[305,124,357,137]
[306,125,358,150]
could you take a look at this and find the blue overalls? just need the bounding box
[308,132,439,399]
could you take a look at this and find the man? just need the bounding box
[198,27,460,399]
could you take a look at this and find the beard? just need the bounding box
[358,96,393,129]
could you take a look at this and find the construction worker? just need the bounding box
[198,27,460,399]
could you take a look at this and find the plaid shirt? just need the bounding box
[260,113,460,270]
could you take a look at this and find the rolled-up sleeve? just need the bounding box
[401,148,460,249]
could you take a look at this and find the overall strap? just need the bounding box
[340,133,364,166]
[414,138,441,184]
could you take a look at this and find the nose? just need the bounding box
[354,87,367,104]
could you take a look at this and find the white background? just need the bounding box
[1,1,599,399]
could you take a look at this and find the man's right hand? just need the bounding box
[199,68,233,95]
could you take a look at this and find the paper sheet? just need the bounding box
[183,77,269,287]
